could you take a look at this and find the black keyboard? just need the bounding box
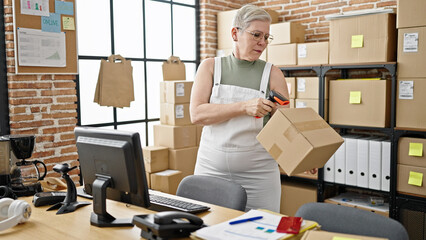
[148,193,210,214]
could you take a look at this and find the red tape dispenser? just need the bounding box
[276,216,303,234]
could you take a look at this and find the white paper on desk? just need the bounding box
[195,209,303,240]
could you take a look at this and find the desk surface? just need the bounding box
[0,192,244,240]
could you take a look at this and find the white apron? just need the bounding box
[194,57,281,212]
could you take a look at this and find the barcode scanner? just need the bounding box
[255,90,289,118]
[268,90,289,106]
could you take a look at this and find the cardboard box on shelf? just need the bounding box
[396,79,426,130]
[296,77,328,99]
[270,22,305,45]
[297,42,329,65]
[142,146,169,173]
[280,181,317,216]
[329,13,396,64]
[169,146,198,178]
[286,77,296,99]
[397,0,426,28]
[325,192,389,217]
[150,169,183,195]
[257,108,344,176]
[217,9,279,50]
[329,79,391,127]
[397,27,426,78]
[160,81,193,103]
[398,137,426,167]
[302,230,387,240]
[162,56,186,81]
[267,44,297,66]
[397,164,426,197]
[154,124,197,149]
[160,103,192,126]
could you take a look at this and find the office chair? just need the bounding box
[295,202,409,240]
[176,175,247,211]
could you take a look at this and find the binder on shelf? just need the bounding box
[345,136,359,186]
[334,138,346,184]
[324,155,335,183]
[381,141,391,192]
[369,139,382,190]
[357,137,370,188]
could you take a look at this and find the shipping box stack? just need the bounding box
[148,58,200,195]
[396,0,426,130]
[295,77,328,119]
[216,8,279,60]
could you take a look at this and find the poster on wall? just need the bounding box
[17,27,66,67]
[20,0,50,16]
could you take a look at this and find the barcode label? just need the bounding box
[399,81,414,100]
[403,33,419,53]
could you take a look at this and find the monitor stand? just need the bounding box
[90,174,133,227]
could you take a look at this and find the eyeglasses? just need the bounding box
[237,27,273,44]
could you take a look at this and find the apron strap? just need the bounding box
[213,57,221,86]
[259,62,272,98]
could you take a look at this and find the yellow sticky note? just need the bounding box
[351,35,364,48]
[333,237,360,240]
[408,171,423,187]
[349,91,361,104]
[62,16,75,30]
[409,143,423,157]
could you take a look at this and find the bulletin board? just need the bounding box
[13,0,77,74]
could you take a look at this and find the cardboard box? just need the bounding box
[296,77,328,99]
[302,230,388,240]
[257,108,344,176]
[270,22,305,45]
[396,79,426,130]
[267,44,297,66]
[196,125,203,146]
[142,146,169,173]
[286,77,296,99]
[329,80,391,127]
[397,27,426,78]
[297,42,329,65]
[325,192,389,217]
[397,164,426,197]
[169,146,198,178]
[160,103,192,126]
[280,181,317,216]
[397,0,426,28]
[160,81,193,103]
[280,166,318,180]
[217,9,279,50]
[329,13,396,64]
[150,169,183,195]
[295,99,328,120]
[398,137,426,167]
[154,124,197,149]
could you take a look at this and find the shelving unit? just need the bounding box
[279,62,405,219]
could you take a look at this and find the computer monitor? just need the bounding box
[74,126,150,227]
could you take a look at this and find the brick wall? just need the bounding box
[3,1,80,183]
[200,0,397,60]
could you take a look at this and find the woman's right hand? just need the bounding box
[244,98,275,118]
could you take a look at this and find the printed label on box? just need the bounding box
[297,44,307,58]
[403,33,419,53]
[176,83,185,96]
[175,105,184,118]
[296,101,307,108]
[297,78,306,92]
[399,81,414,100]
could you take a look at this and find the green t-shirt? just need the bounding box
[220,54,271,124]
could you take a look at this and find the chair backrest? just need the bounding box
[295,202,409,240]
[176,175,247,211]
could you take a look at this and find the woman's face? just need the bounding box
[235,20,270,61]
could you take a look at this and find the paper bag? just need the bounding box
[94,55,134,108]
[162,56,186,81]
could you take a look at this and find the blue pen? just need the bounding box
[229,216,263,225]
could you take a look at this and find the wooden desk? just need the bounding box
[0,193,244,240]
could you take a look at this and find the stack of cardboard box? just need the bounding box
[145,62,201,195]
[267,22,305,66]
[295,77,328,119]
[396,0,426,130]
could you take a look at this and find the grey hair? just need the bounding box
[232,4,272,31]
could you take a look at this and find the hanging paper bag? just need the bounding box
[94,55,134,108]
[162,56,186,81]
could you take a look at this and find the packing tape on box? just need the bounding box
[269,143,283,160]
[293,120,329,132]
